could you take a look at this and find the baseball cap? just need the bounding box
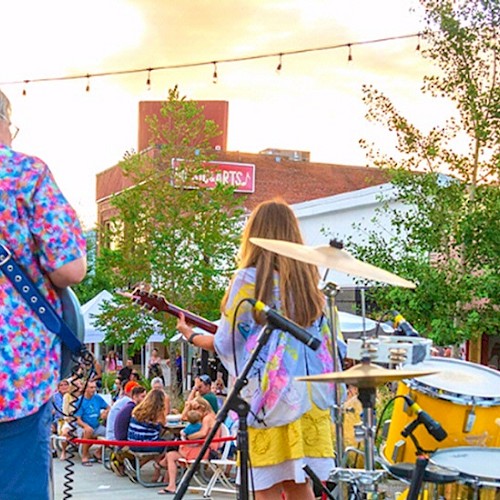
[124,381,140,393]
[198,374,212,384]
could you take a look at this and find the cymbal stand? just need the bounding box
[321,281,345,464]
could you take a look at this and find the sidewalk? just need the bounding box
[53,458,236,499]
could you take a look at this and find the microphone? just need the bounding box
[249,299,321,351]
[392,310,420,337]
[405,396,447,441]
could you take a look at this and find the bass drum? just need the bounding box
[382,357,500,464]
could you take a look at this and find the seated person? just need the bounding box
[59,377,84,461]
[106,381,143,441]
[158,397,221,495]
[74,380,110,466]
[184,374,219,415]
[127,389,169,482]
[114,385,147,441]
[180,410,202,441]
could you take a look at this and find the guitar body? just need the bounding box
[59,287,85,379]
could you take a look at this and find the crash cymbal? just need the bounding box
[250,238,416,289]
[296,362,437,387]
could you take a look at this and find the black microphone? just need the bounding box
[249,299,321,351]
[392,310,420,337]
[405,396,447,441]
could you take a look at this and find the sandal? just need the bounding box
[157,489,175,495]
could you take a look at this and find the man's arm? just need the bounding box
[48,257,87,288]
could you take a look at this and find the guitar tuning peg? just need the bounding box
[150,307,158,313]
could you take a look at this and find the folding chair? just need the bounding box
[178,423,235,496]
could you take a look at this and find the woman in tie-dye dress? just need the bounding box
[177,199,338,500]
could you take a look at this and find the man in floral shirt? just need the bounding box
[0,89,87,499]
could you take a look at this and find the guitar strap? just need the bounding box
[0,243,84,355]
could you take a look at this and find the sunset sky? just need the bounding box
[1,0,453,227]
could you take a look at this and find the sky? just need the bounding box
[1,0,452,228]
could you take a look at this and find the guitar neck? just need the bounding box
[162,301,218,334]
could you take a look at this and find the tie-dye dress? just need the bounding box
[214,267,339,490]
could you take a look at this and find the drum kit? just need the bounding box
[250,237,500,500]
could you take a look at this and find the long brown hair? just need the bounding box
[224,198,324,327]
[132,389,166,425]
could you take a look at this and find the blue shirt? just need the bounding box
[74,394,108,429]
[128,417,162,442]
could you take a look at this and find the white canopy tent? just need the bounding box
[81,290,166,363]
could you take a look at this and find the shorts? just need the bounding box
[76,424,106,438]
[0,402,52,500]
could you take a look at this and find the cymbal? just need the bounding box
[250,238,416,289]
[296,362,437,387]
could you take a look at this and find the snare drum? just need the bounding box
[430,447,500,499]
[383,358,500,464]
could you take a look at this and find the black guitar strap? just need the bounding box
[0,243,84,355]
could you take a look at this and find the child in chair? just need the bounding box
[181,410,202,440]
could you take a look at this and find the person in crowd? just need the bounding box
[59,377,84,461]
[118,359,134,382]
[176,199,337,500]
[130,370,142,383]
[180,409,202,441]
[148,347,164,382]
[158,397,220,495]
[151,376,165,391]
[186,374,219,414]
[51,379,70,435]
[105,350,119,373]
[91,358,103,389]
[106,381,143,441]
[111,377,124,402]
[0,89,87,499]
[114,384,147,441]
[74,380,110,465]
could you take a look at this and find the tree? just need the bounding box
[94,87,245,356]
[345,0,499,352]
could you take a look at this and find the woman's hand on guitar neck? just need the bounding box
[177,312,215,351]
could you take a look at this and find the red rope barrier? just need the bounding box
[72,436,235,448]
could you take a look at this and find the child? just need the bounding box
[181,410,202,440]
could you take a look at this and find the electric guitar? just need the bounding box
[123,288,217,334]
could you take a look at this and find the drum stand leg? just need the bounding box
[357,386,376,471]
[322,282,345,464]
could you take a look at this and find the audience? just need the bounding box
[186,374,219,414]
[106,381,142,441]
[118,359,134,382]
[74,381,110,466]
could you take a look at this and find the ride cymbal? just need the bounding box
[250,238,416,288]
[296,362,437,388]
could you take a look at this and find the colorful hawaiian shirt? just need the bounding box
[0,144,86,423]
[214,267,342,428]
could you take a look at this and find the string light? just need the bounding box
[212,62,218,84]
[348,44,353,62]
[22,80,28,96]
[276,53,283,73]
[0,33,420,90]
[416,32,421,51]
[146,68,152,90]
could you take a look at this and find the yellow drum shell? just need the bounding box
[383,358,500,464]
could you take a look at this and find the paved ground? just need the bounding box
[53,457,408,499]
[53,458,234,499]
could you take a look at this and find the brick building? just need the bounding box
[95,100,389,227]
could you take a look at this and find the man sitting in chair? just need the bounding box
[74,380,110,466]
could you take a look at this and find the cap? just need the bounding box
[198,374,212,384]
[124,381,140,393]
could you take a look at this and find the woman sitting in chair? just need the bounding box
[158,397,220,495]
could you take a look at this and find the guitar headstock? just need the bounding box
[118,285,169,314]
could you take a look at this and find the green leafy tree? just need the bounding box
[345,0,499,352]
[94,87,245,357]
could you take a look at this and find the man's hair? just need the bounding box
[151,376,164,387]
[131,386,147,397]
[0,89,11,119]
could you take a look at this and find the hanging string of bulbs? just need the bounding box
[2,32,421,95]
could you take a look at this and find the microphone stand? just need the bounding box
[321,282,344,464]
[174,323,276,500]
